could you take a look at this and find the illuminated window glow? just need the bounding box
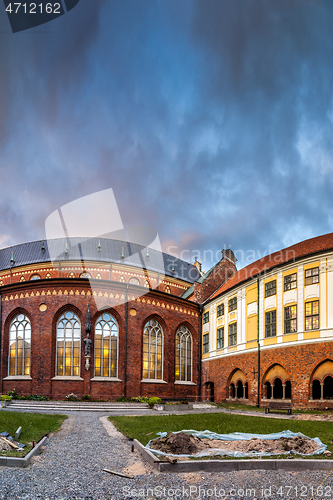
[142,319,163,379]
[8,314,31,376]
[94,313,118,377]
[175,326,192,382]
[56,311,80,376]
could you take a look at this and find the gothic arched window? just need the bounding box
[175,326,192,382]
[129,277,140,286]
[56,311,80,376]
[80,272,91,279]
[94,313,118,378]
[30,274,41,280]
[143,319,163,380]
[8,314,31,376]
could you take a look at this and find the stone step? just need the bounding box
[8,401,151,411]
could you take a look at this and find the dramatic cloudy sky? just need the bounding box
[1,0,333,270]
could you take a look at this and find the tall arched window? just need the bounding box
[143,319,163,380]
[56,311,80,376]
[175,326,192,382]
[94,313,118,378]
[8,314,31,376]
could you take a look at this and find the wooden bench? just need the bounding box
[265,401,292,415]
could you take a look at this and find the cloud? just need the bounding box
[0,0,333,271]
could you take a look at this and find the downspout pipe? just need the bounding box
[124,283,129,399]
[257,276,260,407]
[198,304,203,402]
[0,288,2,395]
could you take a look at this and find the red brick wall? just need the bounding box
[202,341,333,409]
[1,280,200,401]
[190,257,236,303]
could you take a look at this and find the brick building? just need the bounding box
[1,233,333,408]
[0,237,235,401]
[202,233,333,409]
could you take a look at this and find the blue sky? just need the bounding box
[1,0,333,271]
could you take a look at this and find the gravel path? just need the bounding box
[0,410,333,500]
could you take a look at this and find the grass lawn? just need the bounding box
[109,412,333,458]
[214,402,330,414]
[0,411,67,457]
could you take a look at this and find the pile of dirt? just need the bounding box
[0,440,12,452]
[150,433,320,456]
[149,432,206,455]
[203,436,320,455]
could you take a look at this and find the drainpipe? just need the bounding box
[0,288,2,395]
[198,304,203,402]
[124,283,129,399]
[257,276,260,407]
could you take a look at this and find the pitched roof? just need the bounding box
[207,232,333,303]
[181,260,223,299]
[0,238,201,284]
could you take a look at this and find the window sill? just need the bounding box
[174,381,196,385]
[90,377,122,382]
[141,379,167,384]
[3,376,32,380]
[51,376,84,381]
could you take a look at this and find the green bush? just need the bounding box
[148,397,162,408]
[116,396,130,402]
[82,394,91,401]
[65,393,78,401]
[130,396,149,403]
[0,395,12,401]
[7,389,19,399]
[27,394,49,401]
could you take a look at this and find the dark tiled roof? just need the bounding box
[207,232,333,302]
[0,238,201,284]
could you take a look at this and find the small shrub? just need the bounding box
[82,394,91,401]
[130,396,149,403]
[116,396,130,402]
[148,397,162,408]
[65,393,78,402]
[27,395,49,401]
[0,395,12,401]
[7,389,19,399]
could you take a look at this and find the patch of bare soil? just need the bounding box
[150,433,320,456]
[294,414,333,421]
[53,415,75,438]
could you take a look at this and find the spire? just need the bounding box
[10,252,14,265]
[121,246,125,259]
[41,240,45,253]
[97,239,101,252]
